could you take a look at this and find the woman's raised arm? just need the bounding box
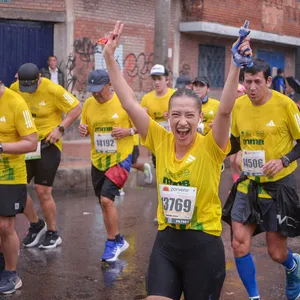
[103,21,150,139]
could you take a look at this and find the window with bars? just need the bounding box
[198,45,225,88]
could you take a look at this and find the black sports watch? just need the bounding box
[57,125,65,134]
[0,144,3,154]
[280,156,290,168]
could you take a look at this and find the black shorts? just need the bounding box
[147,227,226,300]
[231,172,297,232]
[26,142,61,187]
[91,165,120,201]
[0,185,27,217]
[131,146,140,165]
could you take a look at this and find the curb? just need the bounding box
[53,157,230,189]
[53,165,157,189]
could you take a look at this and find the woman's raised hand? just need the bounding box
[102,21,124,59]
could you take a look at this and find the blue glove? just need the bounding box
[231,21,253,68]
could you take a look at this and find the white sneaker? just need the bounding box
[144,163,153,184]
[117,236,129,254]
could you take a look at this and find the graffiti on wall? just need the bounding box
[66,37,98,94]
[123,52,154,92]
[179,63,192,76]
[65,37,191,96]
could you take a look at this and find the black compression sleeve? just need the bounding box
[227,135,241,156]
[285,140,300,163]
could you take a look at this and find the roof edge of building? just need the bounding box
[180,21,300,47]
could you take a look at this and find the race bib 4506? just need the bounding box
[242,150,265,176]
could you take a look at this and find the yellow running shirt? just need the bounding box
[142,118,230,236]
[81,93,134,171]
[141,88,175,129]
[232,91,300,197]
[0,88,37,184]
[202,98,220,135]
[10,78,79,151]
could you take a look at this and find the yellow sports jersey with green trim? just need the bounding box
[0,88,37,184]
[142,118,230,236]
[10,78,79,151]
[81,93,134,171]
[232,91,300,198]
[141,88,175,123]
[202,98,220,135]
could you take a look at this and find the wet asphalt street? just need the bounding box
[6,166,300,300]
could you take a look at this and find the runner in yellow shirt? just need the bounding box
[101,21,252,300]
[223,58,300,300]
[10,63,81,250]
[192,76,220,135]
[141,64,175,168]
[78,69,134,262]
[0,83,37,294]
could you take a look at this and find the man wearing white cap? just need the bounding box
[141,64,175,168]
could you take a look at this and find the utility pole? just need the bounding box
[154,0,171,67]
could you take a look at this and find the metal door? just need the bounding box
[257,49,285,77]
[0,19,54,87]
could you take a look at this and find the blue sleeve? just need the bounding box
[275,78,284,91]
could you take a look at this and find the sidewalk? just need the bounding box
[54,139,153,189]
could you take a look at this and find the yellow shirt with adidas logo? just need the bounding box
[142,118,230,236]
[141,88,175,130]
[231,91,300,198]
[0,88,37,184]
[10,78,79,151]
[81,93,134,171]
[202,98,220,135]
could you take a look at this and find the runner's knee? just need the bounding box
[100,196,114,209]
[231,234,251,257]
[35,186,52,202]
[0,217,14,236]
[267,243,288,263]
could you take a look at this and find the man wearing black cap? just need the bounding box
[0,81,37,294]
[141,64,175,168]
[10,63,81,249]
[192,76,220,135]
[78,69,133,262]
[175,75,192,90]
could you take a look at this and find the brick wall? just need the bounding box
[183,0,300,37]
[0,0,65,11]
[70,0,177,100]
